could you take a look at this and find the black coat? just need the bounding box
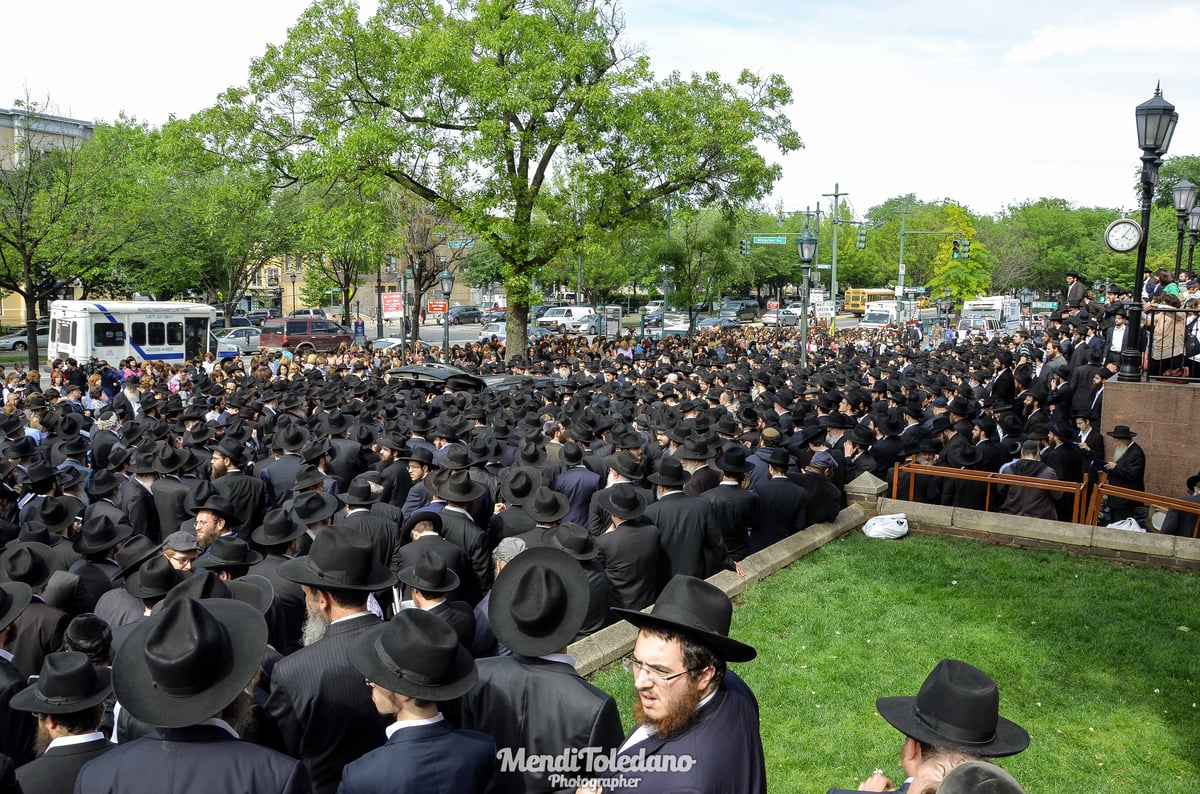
[426,599,476,652]
[150,476,190,538]
[748,476,807,553]
[8,598,68,681]
[118,479,161,542]
[457,655,623,794]
[394,534,472,603]
[75,725,309,794]
[259,453,305,511]
[248,554,307,656]
[700,482,760,562]
[337,720,495,794]
[596,518,661,611]
[437,509,492,605]
[792,471,842,526]
[0,658,33,767]
[336,509,401,573]
[16,734,111,794]
[212,470,267,540]
[264,613,389,794]
[644,491,731,582]
[996,458,1061,520]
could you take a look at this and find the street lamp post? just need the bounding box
[289,272,297,314]
[400,266,413,363]
[439,266,455,365]
[1188,207,1200,278]
[1120,84,1177,383]
[1172,179,1197,278]
[376,259,385,343]
[796,229,817,368]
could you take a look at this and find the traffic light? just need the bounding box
[962,240,971,259]
[856,228,867,249]
[739,239,750,256]
[951,239,961,260]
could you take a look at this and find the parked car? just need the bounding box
[481,308,506,323]
[259,318,353,354]
[0,323,49,352]
[288,308,327,319]
[440,305,483,325]
[478,322,508,342]
[718,301,757,322]
[642,310,665,328]
[211,316,255,331]
[696,316,741,330]
[246,308,282,325]
[640,300,664,314]
[212,327,262,353]
[760,309,801,327]
[536,306,600,334]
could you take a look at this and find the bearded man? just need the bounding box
[1101,425,1146,525]
[263,526,396,794]
[602,576,766,793]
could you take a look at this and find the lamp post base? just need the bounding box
[1117,304,1144,383]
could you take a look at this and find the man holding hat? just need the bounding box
[76,597,309,794]
[828,659,1029,794]
[264,525,397,794]
[339,610,496,793]
[459,547,622,794]
[603,575,766,793]
[10,651,112,794]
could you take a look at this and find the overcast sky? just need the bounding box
[5,0,1200,218]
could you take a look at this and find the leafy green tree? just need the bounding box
[927,204,989,301]
[0,104,154,367]
[219,0,800,356]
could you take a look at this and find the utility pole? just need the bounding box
[822,183,847,299]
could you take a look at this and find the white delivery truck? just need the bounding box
[48,300,216,365]
[961,297,1023,330]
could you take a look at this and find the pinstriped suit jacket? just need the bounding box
[264,613,390,794]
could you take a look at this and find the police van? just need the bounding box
[47,300,216,365]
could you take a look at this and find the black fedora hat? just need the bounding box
[1106,425,1137,439]
[73,516,133,556]
[397,446,437,467]
[116,535,164,578]
[291,464,326,492]
[595,483,648,521]
[524,486,571,524]
[212,437,247,466]
[612,575,756,663]
[16,522,60,548]
[548,523,598,561]
[291,492,340,526]
[499,466,540,506]
[488,547,588,657]
[677,435,717,461]
[607,451,643,480]
[10,650,112,714]
[647,456,688,488]
[277,423,311,452]
[251,508,309,547]
[0,581,32,632]
[439,443,474,471]
[192,536,264,571]
[844,424,876,448]
[114,596,267,728]
[56,465,87,492]
[348,609,477,700]
[337,478,379,507]
[163,571,274,614]
[189,494,237,524]
[0,542,52,590]
[87,469,127,496]
[153,446,189,475]
[23,462,59,490]
[875,659,1030,757]
[946,444,983,469]
[397,550,460,594]
[715,445,753,475]
[436,470,485,503]
[124,555,186,600]
[279,524,397,592]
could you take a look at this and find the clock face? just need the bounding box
[1105,219,1141,253]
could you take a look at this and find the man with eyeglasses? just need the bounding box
[599,576,766,793]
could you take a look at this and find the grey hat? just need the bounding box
[162,530,200,553]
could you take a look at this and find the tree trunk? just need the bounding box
[24,290,40,372]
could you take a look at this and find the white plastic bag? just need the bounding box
[1105,517,1146,533]
[862,513,909,539]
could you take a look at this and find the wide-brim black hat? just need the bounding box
[647,457,688,488]
[73,516,134,555]
[875,659,1030,757]
[124,555,187,599]
[163,571,274,615]
[524,487,571,523]
[397,550,460,594]
[946,444,983,468]
[192,536,264,570]
[10,650,112,714]
[348,610,477,701]
[489,547,589,657]
[612,575,756,663]
[0,542,52,590]
[595,483,648,520]
[549,523,598,561]
[337,479,379,507]
[0,581,32,632]
[715,447,752,474]
[399,511,443,538]
[113,597,267,728]
[499,466,540,506]
[251,508,309,547]
[291,492,341,525]
[1106,425,1137,439]
[279,525,397,592]
[435,470,486,503]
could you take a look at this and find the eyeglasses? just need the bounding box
[622,657,695,684]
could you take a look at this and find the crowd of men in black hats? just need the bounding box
[0,274,1165,791]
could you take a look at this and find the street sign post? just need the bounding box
[448,240,475,249]
[427,299,448,313]
[751,236,787,245]
[382,292,405,320]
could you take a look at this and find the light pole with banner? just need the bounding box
[439,266,455,365]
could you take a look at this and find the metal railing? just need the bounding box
[1082,475,1200,537]
[1142,305,1200,382]
[891,463,1089,524]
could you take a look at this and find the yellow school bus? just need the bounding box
[843,288,894,314]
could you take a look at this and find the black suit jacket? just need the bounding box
[336,510,401,573]
[248,554,307,656]
[10,598,69,681]
[682,464,721,497]
[76,725,310,794]
[458,655,623,794]
[264,613,390,794]
[151,476,190,538]
[748,476,807,553]
[596,518,661,611]
[118,478,161,542]
[0,658,33,767]
[437,509,491,605]
[793,471,842,526]
[426,600,476,652]
[259,453,305,510]
[16,734,111,794]
[83,498,125,526]
[337,720,496,794]
[644,491,731,581]
[212,470,266,539]
[701,482,760,562]
[328,438,366,492]
[394,534,471,602]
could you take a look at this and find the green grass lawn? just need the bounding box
[589,532,1200,793]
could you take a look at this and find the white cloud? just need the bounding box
[1004,5,1200,63]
